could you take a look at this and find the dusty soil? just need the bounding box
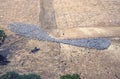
[0,0,120,79]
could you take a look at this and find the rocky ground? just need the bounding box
[0,0,120,79]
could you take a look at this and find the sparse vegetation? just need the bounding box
[0,71,41,79]
[60,74,80,79]
[0,29,6,46]
[0,29,9,65]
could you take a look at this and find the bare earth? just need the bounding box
[0,0,120,79]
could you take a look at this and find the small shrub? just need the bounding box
[0,30,6,46]
[0,71,41,79]
[60,74,80,79]
[0,71,20,79]
[21,74,41,79]
[0,55,10,65]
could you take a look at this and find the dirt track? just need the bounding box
[0,0,120,79]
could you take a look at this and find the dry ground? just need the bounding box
[0,0,120,79]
